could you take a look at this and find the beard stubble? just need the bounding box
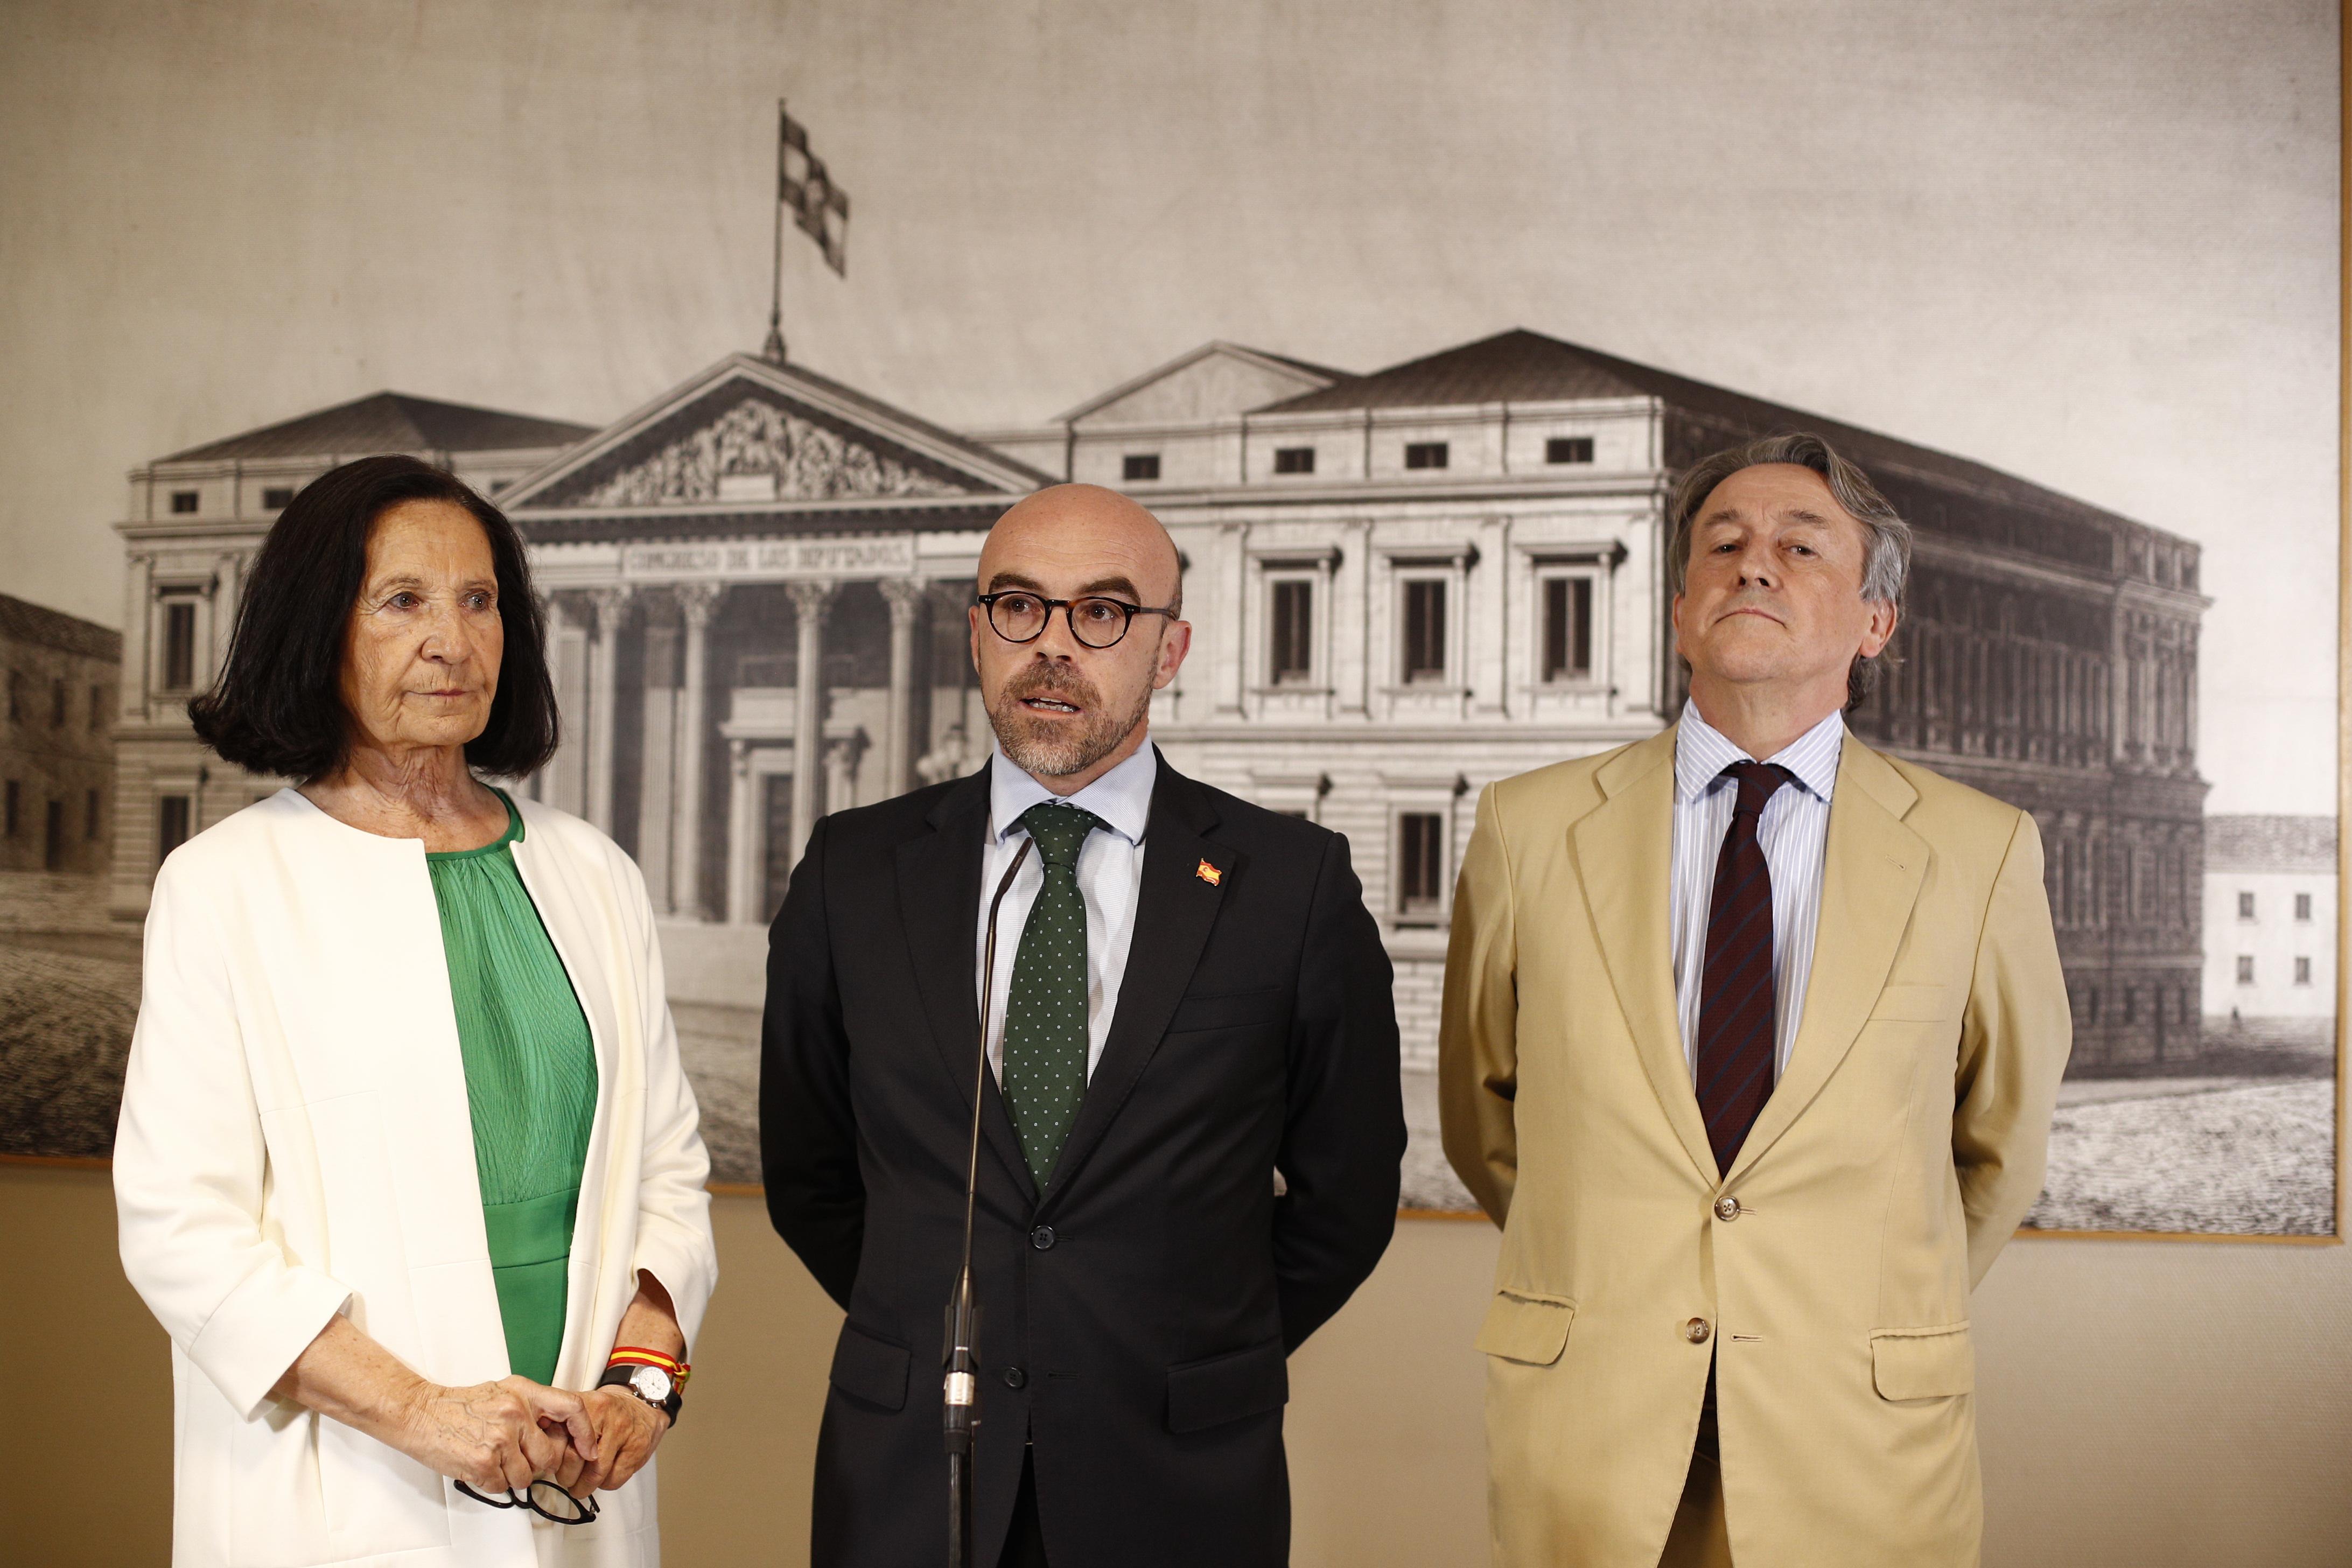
[987,660,1154,778]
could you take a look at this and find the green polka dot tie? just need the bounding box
[1002,802,1105,1186]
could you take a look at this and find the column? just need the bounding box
[543,596,586,814]
[636,620,680,913]
[2173,630,2192,780]
[879,577,925,797]
[1473,516,1510,718]
[586,586,634,832]
[121,552,153,723]
[213,551,244,674]
[725,738,758,925]
[671,584,723,920]
[786,579,836,872]
[110,550,153,915]
[919,584,979,783]
[2106,587,2132,767]
[824,732,866,815]
[1216,522,1248,717]
[1339,521,1371,718]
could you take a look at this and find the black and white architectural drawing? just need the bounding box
[71,325,2325,1232]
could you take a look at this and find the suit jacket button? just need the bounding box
[1713,1196,1740,1222]
[1031,1225,1056,1250]
[1685,1317,1712,1345]
[1002,1366,1027,1389]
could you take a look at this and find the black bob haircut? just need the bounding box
[190,454,559,784]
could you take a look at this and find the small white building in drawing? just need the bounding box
[2202,814,2337,1046]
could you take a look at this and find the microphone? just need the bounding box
[946,837,1032,1568]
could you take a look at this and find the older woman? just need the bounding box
[114,454,718,1567]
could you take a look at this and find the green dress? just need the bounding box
[425,792,599,1386]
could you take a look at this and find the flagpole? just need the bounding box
[764,97,788,362]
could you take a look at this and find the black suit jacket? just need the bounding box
[761,750,1404,1568]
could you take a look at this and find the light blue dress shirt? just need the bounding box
[1668,704,1846,1081]
[975,740,1157,1086]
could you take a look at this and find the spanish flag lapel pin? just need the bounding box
[1195,858,1223,887]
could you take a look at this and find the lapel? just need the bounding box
[1726,735,1927,1183]
[1035,751,1229,1217]
[1571,729,1720,1186]
[507,807,629,1386]
[895,768,1037,1203]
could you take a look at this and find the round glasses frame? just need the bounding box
[976,591,1179,650]
[456,1478,601,1525]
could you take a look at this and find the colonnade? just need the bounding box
[538,572,963,925]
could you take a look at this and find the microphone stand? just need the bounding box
[947,839,1032,1568]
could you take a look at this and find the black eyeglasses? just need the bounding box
[977,591,1178,650]
[456,1478,600,1525]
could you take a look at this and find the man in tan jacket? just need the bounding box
[1440,433,2070,1567]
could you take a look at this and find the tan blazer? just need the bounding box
[1439,727,2069,1568]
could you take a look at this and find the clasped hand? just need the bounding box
[400,1376,668,1499]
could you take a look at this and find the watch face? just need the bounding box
[629,1366,674,1403]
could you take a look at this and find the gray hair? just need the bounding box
[1666,432,1911,705]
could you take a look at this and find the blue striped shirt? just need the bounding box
[1669,705,1846,1081]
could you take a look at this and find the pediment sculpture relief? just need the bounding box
[582,395,962,506]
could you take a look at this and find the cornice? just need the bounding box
[1136,474,1671,512]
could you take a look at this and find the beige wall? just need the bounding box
[4,1161,2345,1566]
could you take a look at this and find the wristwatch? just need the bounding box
[598,1361,682,1427]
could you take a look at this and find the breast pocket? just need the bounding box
[1868,983,1951,1023]
[1166,987,1289,1035]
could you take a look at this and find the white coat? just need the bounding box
[114,790,719,1568]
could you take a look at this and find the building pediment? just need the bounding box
[1058,341,1346,427]
[577,386,962,506]
[503,353,1052,513]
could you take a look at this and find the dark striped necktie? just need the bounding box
[1695,760,1795,1175]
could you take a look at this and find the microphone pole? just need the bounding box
[947,839,1032,1568]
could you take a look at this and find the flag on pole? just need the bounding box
[780,108,851,275]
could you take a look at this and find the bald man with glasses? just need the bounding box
[762,484,1405,1568]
